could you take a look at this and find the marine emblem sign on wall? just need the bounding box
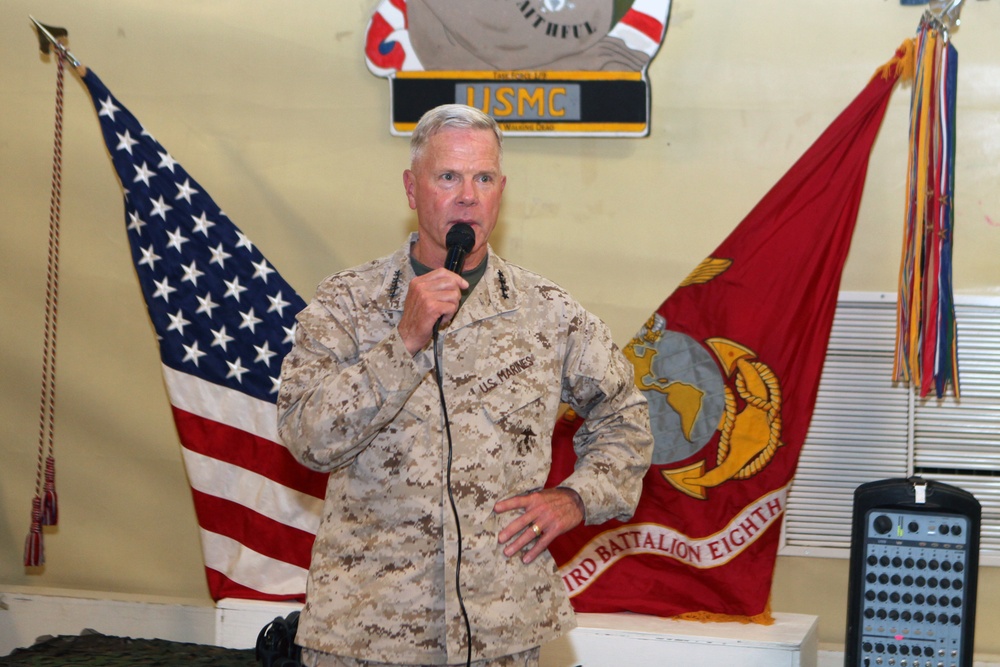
[364,0,672,136]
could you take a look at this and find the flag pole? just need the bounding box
[923,0,966,36]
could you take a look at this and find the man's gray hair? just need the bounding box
[410,104,503,166]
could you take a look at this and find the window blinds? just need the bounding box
[780,293,1000,565]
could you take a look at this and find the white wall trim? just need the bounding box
[0,586,215,656]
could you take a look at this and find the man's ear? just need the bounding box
[403,169,417,210]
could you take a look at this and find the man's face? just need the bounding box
[404,127,506,269]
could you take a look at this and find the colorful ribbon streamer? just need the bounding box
[894,17,960,399]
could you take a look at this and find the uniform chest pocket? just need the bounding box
[472,348,557,462]
[483,390,548,459]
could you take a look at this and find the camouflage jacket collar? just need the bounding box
[378,233,521,328]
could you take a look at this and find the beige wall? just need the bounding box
[2,0,998,654]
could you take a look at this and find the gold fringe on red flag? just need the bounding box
[675,602,775,626]
[872,38,918,84]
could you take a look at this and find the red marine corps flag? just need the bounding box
[547,44,913,620]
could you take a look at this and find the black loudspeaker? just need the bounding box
[845,477,981,667]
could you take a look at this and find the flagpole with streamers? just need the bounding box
[894,0,963,399]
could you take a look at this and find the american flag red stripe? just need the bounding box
[199,527,311,598]
[172,408,327,498]
[191,490,316,569]
[205,570,305,603]
[179,442,323,535]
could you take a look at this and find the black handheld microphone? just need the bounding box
[434,223,476,334]
[444,223,476,274]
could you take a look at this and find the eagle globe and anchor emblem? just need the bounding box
[623,258,784,500]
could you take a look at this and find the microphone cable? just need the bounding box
[432,324,473,667]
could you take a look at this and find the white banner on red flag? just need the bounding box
[560,485,787,596]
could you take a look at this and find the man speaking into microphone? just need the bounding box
[277,105,652,667]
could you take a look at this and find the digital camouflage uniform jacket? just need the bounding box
[277,235,652,664]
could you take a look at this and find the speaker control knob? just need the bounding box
[874,515,893,535]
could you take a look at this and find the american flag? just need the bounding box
[82,69,327,602]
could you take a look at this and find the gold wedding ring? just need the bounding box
[531,523,542,537]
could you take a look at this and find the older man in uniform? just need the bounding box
[277,104,652,667]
